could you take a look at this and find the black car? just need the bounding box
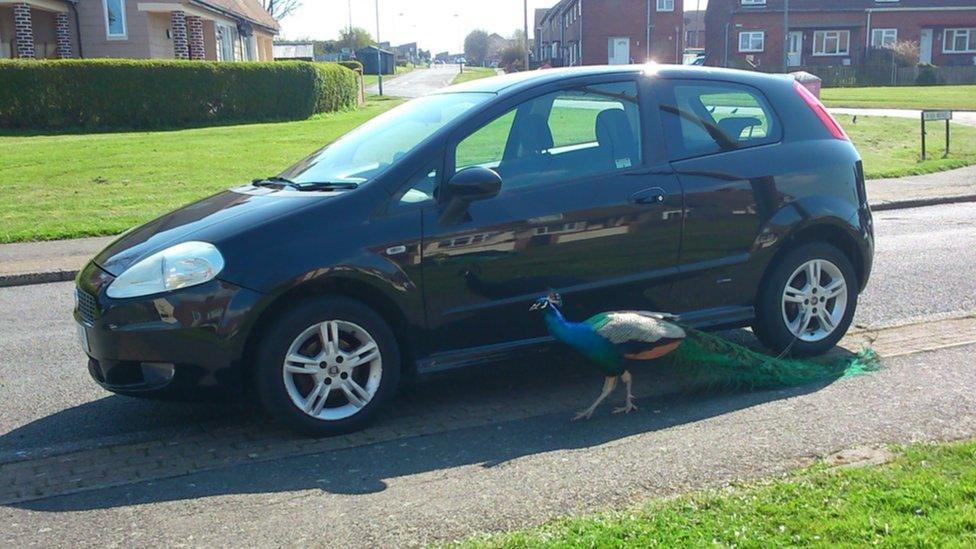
[74,65,873,435]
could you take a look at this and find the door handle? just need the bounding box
[629,187,667,205]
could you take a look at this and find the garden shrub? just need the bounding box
[0,59,358,131]
[337,60,363,72]
[915,64,939,86]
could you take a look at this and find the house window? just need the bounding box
[738,31,764,52]
[741,0,766,5]
[102,0,127,39]
[217,24,235,61]
[813,30,850,56]
[871,29,897,48]
[944,28,976,53]
[657,0,674,11]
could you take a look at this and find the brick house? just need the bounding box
[0,0,277,60]
[535,0,685,67]
[705,0,976,71]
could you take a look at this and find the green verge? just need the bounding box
[362,64,416,88]
[822,85,976,111]
[841,115,976,179]
[0,97,404,243]
[453,67,498,85]
[1,103,974,244]
[456,439,976,548]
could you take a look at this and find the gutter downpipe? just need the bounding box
[865,9,872,49]
[724,22,730,67]
[579,0,583,66]
[69,0,83,58]
[646,0,651,60]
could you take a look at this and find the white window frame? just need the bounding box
[741,0,766,5]
[813,30,850,56]
[216,23,235,61]
[871,28,897,48]
[738,31,764,53]
[102,0,128,40]
[943,28,976,54]
[657,0,674,12]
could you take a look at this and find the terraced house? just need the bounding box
[535,0,686,67]
[0,0,277,60]
[705,0,976,70]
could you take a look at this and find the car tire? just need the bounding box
[753,242,858,357]
[253,296,401,436]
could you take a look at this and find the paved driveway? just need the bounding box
[366,65,460,98]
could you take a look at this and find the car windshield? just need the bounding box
[279,92,494,186]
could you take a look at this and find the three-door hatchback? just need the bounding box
[75,65,873,435]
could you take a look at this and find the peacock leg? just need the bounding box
[613,370,638,415]
[574,376,618,421]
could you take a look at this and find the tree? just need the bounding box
[260,0,301,21]
[464,30,491,66]
[500,30,527,72]
[339,27,374,52]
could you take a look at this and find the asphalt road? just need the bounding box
[1,203,975,545]
[1,202,975,459]
[365,65,461,98]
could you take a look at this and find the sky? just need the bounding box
[278,0,709,54]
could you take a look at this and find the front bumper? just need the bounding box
[74,261,264,399]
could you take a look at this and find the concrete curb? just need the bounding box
[2,194,975,290]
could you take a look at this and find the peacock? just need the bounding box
[530,291,879,420]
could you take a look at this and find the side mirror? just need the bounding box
[446,167,502,202]
[438,167,502,226]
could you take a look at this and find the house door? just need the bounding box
[608,37,630,65]
[920,29,933,64]
[787,31,803,67]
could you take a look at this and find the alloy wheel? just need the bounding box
[780,258,848,342]
[281,320,383,421]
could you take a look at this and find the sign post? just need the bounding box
[921,110,952,160]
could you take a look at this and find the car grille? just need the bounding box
[77,289,99,325]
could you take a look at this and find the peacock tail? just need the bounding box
[672,327,880,391]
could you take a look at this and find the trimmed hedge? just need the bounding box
[338,60,363,72]
[0,59,359,130]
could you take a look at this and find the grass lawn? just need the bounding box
[0,97,404,243]
[822,85,976,111]
[453,67,498,85]
[362,64,415,88]
[457,439,976,548]
[841,114,976,179]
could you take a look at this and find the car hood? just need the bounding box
[93,188,321,276]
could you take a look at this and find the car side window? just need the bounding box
[657,80,780,161]
[453,80,642,192]
[397,164,440,206]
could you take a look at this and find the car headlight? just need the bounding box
[106,241,225,299]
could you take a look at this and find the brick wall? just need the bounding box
[55,12,72,58]
[170,10,189,60]
[186,15,205,60]
[13,3,34,59]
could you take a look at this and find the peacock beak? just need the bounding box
[529,302,540,311]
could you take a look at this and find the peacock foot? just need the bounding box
[613,401,638,415]
[573,409,596,421]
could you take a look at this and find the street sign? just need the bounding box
[920,110,953,160]
[922,110,952,121]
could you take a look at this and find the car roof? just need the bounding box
[438,64,791,96]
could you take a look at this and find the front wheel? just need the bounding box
[253,296,401,436]
[753,242,858,357]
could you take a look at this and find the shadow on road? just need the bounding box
[5,330,858,512]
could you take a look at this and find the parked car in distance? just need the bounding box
[74,65,873,436]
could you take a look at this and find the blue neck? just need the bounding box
[544,305,575,340]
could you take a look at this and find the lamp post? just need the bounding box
[375,0,383,96]
[523,0,530,71]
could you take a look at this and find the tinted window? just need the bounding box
[657,80,780,160]
[454,81,642,191]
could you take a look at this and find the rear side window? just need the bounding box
[656,80,780,160]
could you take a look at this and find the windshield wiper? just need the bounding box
[252,176,302,190]
[297,181,360,191]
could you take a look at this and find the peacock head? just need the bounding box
[529,290,563,312]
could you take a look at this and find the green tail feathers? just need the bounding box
[672,328,881,391]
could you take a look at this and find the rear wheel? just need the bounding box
[753,242,857,356]
[253,296,400,436]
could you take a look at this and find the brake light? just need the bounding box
[793,80,849,141]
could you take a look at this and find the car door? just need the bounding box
[653,78,785,316]
[417,76,684,359]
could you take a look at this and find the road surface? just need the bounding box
[365,65,461,98]
[1,203,975,546]
[829,107,976,127]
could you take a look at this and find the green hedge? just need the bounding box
[338,60,363,72]
[0,59,358,130]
